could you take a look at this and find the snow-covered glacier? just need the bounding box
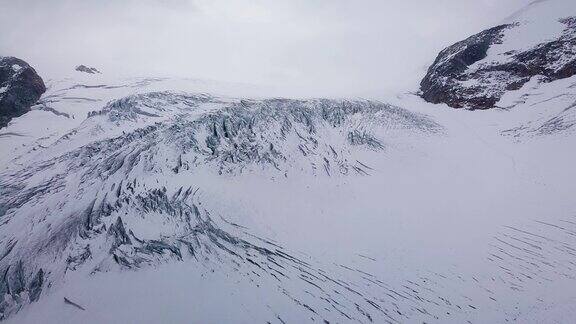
[1,0,576,323]
[1,88,449,323]
[0,70,574,323]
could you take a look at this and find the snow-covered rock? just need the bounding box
[0,57,46,128]
[75,65,100,74]
[420,0,576,110]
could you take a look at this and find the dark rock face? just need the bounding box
[421,17,576,109]
[75,65,100,74]
[0,57,46,128]
[420,25,511,109]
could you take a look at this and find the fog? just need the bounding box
[0,0,532,96]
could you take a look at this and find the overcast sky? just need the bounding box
[0,0,532,97]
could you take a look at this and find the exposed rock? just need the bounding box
[0,57,46,128]
[75,65,101,74]
[420,25,511,109]
[421,17,576,109]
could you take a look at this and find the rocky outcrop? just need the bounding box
[420,25,511,109]
[75,65,100,74]
[421,17,576,109]
[0,57,46,127]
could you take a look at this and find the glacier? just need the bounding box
[1,1,576,323]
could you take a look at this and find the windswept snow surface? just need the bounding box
[0,71,574,323]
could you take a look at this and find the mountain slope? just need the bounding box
[420,0,576,110]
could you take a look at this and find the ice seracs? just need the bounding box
[0,91,442,321]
